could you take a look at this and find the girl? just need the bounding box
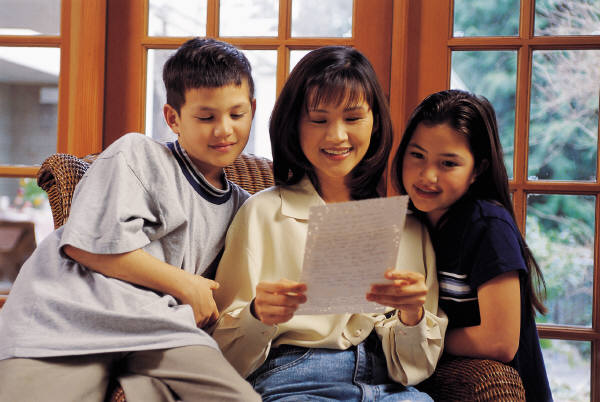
[393,89,552,401]
[212,46,448,401]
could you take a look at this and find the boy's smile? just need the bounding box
[402,122,477,226]
[164,82,255,188]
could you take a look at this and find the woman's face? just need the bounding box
[402,122,477,226]
[299,94,373,188]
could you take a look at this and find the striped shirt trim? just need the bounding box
[440,296,479,302]
[167,141,232,205]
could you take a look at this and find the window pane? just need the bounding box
[0,47,59,166]
[220,0,278,37]
[0,0,60,35]
[146,49,276,160]
[241,50,276,159]
[451,50,517,177]
[526,194,594,327]
[148,0,207,37]
[535,0,600,36]
[541,339,591,400]
[0,177,53,293]
[146,49,176,144]
[453,0,519,37]
[290,49,311,72]
[291,0,352,38]
[528,50,599,181]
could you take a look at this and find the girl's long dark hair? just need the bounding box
[269,46,393,200]
[392,89,547,315]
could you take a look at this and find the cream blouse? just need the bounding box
[212,177,448,385]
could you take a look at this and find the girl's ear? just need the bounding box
[163,104,180,134]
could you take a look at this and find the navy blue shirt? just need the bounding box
[431,198,552,402]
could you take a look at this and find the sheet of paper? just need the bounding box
[296,195,409,315]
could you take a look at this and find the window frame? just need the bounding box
[395,1,600,399]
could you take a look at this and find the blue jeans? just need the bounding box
[248,332,433,401]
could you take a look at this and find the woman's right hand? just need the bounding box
[252,279,307,325]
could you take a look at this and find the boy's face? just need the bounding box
[164,81,255,188]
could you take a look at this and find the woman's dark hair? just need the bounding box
[163,37,254,113]
[392,89,547,315]
[269,46,393,200]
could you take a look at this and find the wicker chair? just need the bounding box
[36,152,525,402]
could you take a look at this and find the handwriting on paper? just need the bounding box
[296,195,409,315]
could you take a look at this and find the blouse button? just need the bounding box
[354,328,363,337]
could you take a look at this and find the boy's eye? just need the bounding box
[231,112,245,119]
[196,116,213,121]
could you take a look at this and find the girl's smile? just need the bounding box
[402,122,478,226]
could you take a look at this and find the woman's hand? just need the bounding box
[177,275,220,329]
[366,270,428,326]
[252,279,307,325]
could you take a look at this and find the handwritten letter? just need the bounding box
[296,195,409,315]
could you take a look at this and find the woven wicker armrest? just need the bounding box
[36,153,94,229]
[418,354,525,401]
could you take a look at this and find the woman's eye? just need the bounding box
[231,113,245,119]
[409,151,424,159]
[311,119,326,124]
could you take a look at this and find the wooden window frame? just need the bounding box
[390,1,600,399]
[103,0,393,148]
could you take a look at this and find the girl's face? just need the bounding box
[299,95,373,188]
[402,122,478,226]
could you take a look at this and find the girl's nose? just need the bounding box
[421,166,438,183]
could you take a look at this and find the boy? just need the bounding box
[0,38,260,402]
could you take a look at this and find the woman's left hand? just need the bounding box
[366,269,427,326]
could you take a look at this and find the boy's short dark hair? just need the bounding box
[163,37,254,113]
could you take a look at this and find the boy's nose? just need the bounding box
[214,118,234,137]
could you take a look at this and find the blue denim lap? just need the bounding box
[248,337,433,402]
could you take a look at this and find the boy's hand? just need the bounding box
[252,279,307,325]
[366,270,427,326]
[178,275,220,328]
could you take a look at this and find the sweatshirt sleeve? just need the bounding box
[375,216,448,385]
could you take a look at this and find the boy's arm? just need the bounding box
[63,245,220,328]
[444,270,521,363]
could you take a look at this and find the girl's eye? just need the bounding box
[442,160,458,168]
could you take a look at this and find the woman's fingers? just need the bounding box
[254,279,307,325]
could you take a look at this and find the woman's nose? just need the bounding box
[325,120,347,141]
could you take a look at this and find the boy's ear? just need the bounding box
[251,98,257,117]
[163,104,180,134]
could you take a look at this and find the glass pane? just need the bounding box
[0,177,53,293]
[453,0,519,37]
[535,0,600,36]
[291,0,352,38]
[528,50,599,181]
[146,49,276,159]
[290,49,311,72]
[451,50,517,177]
[541,339,591,401]
[526,194,594,327]
[220,0,278,37]
[0,0,60,35]
[240,50,276,159]
[146,49,176,144]
[0,47,59,166]
[148,0,207,37]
